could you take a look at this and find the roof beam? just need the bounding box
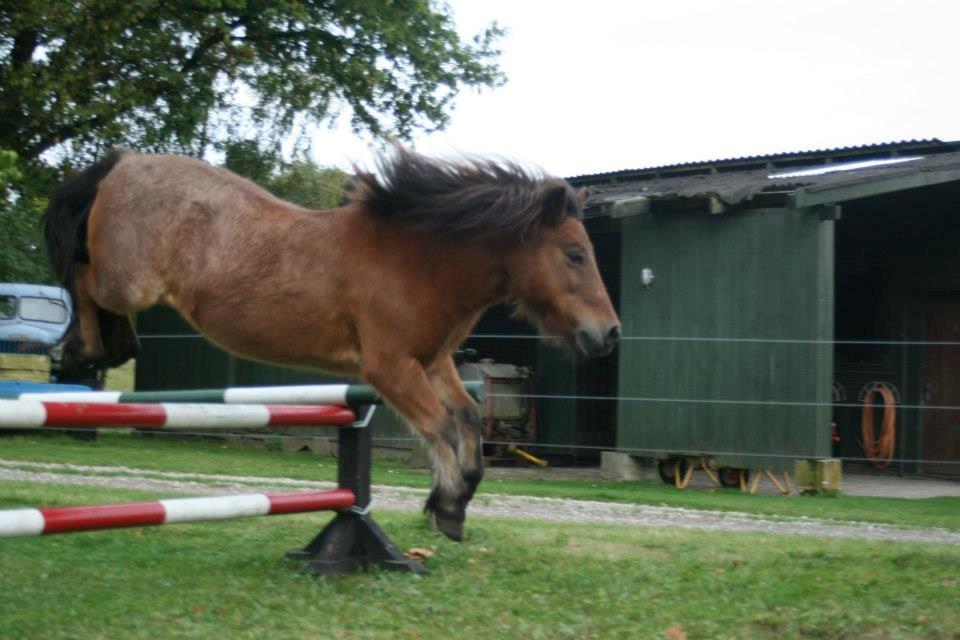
[595,196,651,218]
[790,167,960,208]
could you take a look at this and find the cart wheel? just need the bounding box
[657,457,689,485]
[717,467,750,488]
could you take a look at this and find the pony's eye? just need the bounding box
[566,252,585,266]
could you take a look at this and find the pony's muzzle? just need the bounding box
[576,323,620,358]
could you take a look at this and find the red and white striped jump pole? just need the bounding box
[0,396,425,574]
[0,489,356,538]
[0,400,356,430]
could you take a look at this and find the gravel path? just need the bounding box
[2,459,959,545]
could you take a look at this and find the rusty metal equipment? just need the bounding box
[457,359,537,464]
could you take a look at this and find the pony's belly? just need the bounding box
[187,317,362,377]
[258,340,363,375]
[180,292,362,375]
[212,337,362,377]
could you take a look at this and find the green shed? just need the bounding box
[568,139,960,476]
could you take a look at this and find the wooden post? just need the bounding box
[794,458,842,495]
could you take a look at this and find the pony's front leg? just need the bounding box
[428,357,484,504]
[361,354,468,541]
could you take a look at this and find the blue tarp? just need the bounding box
[0,381,92,393]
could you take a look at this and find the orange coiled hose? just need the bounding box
[860,386,896,468]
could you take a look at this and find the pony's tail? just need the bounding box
[43,150,134,380]
[43,149,127,297]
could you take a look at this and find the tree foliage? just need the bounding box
[0,149,52,282]
[222,139,278,186]
[269,159,348,210]
[223,139,347,210]
[1,0,505,164]
[0,196,51,283]
[0,149,20,199]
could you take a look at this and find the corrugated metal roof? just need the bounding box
[570,139,954,181]
[572,139,960,207]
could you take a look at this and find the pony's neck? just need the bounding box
[467,244,513,310]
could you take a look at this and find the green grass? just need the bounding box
[1,481,958,639]
[2,432,959,533]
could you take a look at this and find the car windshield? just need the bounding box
[0,296,14,319]
[19,297,68,324]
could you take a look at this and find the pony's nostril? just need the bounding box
[607,325,621,344]
[577,325,619,356]
[576,328,600,355]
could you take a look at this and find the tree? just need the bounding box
[1,1,505,165]
[269,159,348,210]
[0,149,20,205]
[0,194,51,283]
[223,139,347,210]
[0,150,52,282]
[222,140,278,187]
[0,150,18,186]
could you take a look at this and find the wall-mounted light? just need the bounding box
[641,267,655,289]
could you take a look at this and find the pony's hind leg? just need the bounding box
[361,353,468,541]
[61,263,107,371]
[97,307,140,368]
[62,263,142,374]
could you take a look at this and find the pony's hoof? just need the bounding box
[434,512,464,542]
[60,344,87,372]
[424,488,466,542]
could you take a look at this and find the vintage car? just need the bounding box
[0,283,72,351]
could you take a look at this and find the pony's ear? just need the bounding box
[576,187,589,209]
[542,184,577,226]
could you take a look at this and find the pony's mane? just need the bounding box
[348,144,583,242]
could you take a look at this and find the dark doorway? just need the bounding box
[834,182,960,474]
[574,227,621,458]
[923,294,960,476]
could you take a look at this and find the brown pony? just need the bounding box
[43,145,620,540]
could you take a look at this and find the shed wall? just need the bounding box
[617,207,834,470]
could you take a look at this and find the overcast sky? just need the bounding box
[305,0,960,178]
